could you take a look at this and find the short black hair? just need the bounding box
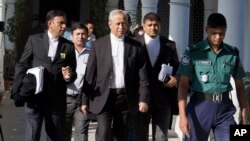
[84,19,94,25]
[207,13,227,28]
[46,10,66,23]
[71,22,88,35]
[143,12,161,24]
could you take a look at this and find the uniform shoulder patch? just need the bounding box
[186,44,200,51]
[181,55,190,65]
[224,44,239,55]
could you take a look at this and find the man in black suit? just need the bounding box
[134,12,179,141]
[14,10,76,141]
[80,9,150,141]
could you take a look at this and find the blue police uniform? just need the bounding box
[177,39,245,141]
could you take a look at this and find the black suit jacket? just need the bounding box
[13,32,76,111]
[82,34,150,114]
[135,35,179,110]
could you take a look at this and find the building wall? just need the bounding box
[121,0,204,44]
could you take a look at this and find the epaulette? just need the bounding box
[186,43,199,51]
[224,44,240,77]
[224,44,239,56]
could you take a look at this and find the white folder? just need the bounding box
[26,66,44,94]
[158,64,173,82]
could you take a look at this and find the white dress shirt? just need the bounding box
[110,33,125,89]
[48,31,59,61]
[67,48,89,95]
[88,34,96,41]
[144,34,160,66]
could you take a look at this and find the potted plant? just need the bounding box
[90,0,109,38]
[3,49,15,91]
[3,0,32,62]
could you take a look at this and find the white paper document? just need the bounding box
[26,66,44,94]
[158,64,173,82]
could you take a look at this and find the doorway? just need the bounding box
[39,0,80,24]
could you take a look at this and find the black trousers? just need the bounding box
[24,100,66,141]
[95,91,129,141]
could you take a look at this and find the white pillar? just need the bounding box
[243,0,250,71]
[169,0,190,139]
[0,0,6,92]
[4,0,16,50]
[141,0,159,24]
[203,0,217,38]
[106,0,119,13]
[218,0,244,59]
[124,0,139,31]
[169,0,190,56]
[218,0,246,124]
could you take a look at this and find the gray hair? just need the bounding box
[108,9,128,22]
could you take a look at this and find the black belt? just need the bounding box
[194,91,230,102]
[110,88,126,95]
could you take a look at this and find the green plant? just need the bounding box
[4,49,15,81]
[90,0,109,38]
[3,0,32,62]
[4,0,29,43]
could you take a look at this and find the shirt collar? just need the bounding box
[48,31,59,41]
[203,38,224,51]
[202,38,211,50]
[144,33,159,43]
[110,33,124,41]
[76,47,89,55]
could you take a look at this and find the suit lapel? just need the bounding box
[52,37,65,63]
[140,36,153,69]
[124,37,131,74]
[41,33,52,63]
[153,37,164,69]
[106,35,113,72]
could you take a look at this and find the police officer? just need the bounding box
[177,13,248,141]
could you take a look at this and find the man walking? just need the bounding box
[81,9,150,141]
[177,13,248,141]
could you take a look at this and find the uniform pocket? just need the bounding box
[221,63,234,83]
[195,65,212,82]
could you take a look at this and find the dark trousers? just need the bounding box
[151,106,171,141]
[185,95,236,141]
[65,95,89,141]
[128,110,149,141]
[128,107,172,141]
[95,91,129,141]
[24,102,66,141]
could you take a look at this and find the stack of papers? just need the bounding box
[26,66,44,94]
[158,64,173,82]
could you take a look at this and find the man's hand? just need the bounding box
[62,66,72,81]
[179,114,191,138]
[164,75,177,88]
[138,102,148,113]
[239,107,248,125]
[81,105,89,115]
